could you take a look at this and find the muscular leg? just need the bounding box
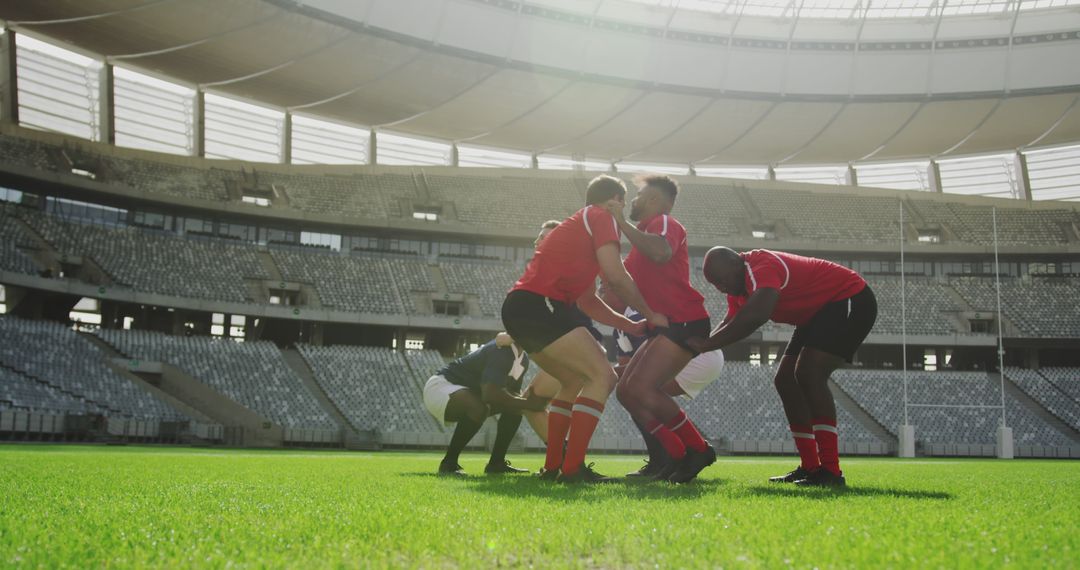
[617,336,695,425]
[795,347,847,477]
[521,370,560,442]
[441,390,487,468]
[794,348,844,419]
[773,354,811,426]
[489,411,524,466]
[444,389,488,425]
[530,327,618,476]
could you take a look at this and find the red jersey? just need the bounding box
[725,249,866,326]
[511,205,621,304]
[624,214,708,323]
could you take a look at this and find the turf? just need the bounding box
[1,446,1077,568]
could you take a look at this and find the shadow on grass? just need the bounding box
[400,472,729,502]
[744,484,953,501]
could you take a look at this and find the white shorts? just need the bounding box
[674,350,724,400]
[423,375,467,427]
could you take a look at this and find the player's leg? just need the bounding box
[793,286,877,487]
[486,411,529,474]
[619,334,714,483]
[526,357,584,476]
[617,350,669,477]
[792,348,845,485]
[530,328,619,482]
[439,389,488,475]
[521,370,560,442]
[770,348,820,483]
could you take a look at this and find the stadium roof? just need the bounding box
[1,0,1079,167]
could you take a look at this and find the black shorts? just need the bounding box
[784,285,877,363]
[566,304,604,342]
[648,317,712,356]
[501,290,584,354]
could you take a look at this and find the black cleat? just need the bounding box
[579,462,619,483]
[438,461,466,477]
[536,467,559,481]
[769,466,812,484]
[652,458,682,482]
[626,459,668,479]
[668,444,717,484]
[556,466,618,485]
[794,468,846,487]
[485,459,529,475]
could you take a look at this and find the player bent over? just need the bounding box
[690,248,877,487]
[501,174,667,483]
[423,333,548,476]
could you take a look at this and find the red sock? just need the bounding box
[665,410,708,453]
[544,400,573,471]
[646,419,686,460]
[790,423,820,471]
[561,397,604,476]
[813,417,841,476]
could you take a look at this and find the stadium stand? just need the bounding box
[864,276,961,335]
[0,316,186,420]
[271,249,434,314]
[270,248,402,313]
[0,134,62,172]
[97,329,335,429]
[0,366,103,415]
[3,132,1078,249]
[402,349,448,385]
[754,190,909,244]
[1005,367,1080,430]
[298,344,442,433]
[1041,368,1080,405]
[834,369,1074,447]
[269,171,420,220]
[671,182,748,239]
[441,259,522,318]
[425,174,582,229]
[951,276,1080,338]
[0,208,39,275]
[102,156,232,202]
[14,207,268,302]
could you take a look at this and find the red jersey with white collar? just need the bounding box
[725,249,866,326]
[511,205,621,304]
[623,214,708,323]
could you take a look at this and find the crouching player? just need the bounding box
[423,333,548,476]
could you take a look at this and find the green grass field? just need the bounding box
[1,446,1077,568]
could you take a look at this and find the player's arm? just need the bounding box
[576,286,645,336]
[595,242,669,330]
[689,288,778,353]
[612,208,671,264]
[479,351,546,413]
[481,384,547,413]
[597,278,628,314]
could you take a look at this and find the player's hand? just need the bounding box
[494,332,513,348]
[645,312,669,331]
[603,198,626,225]
[686,336,709,354]
[524,390,550,412]
[624,319,647,338]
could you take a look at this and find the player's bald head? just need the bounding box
[703,246,746,295]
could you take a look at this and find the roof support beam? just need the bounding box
[1013,151,1032,202]
[0,29,17,124]
[98,62,114,145]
